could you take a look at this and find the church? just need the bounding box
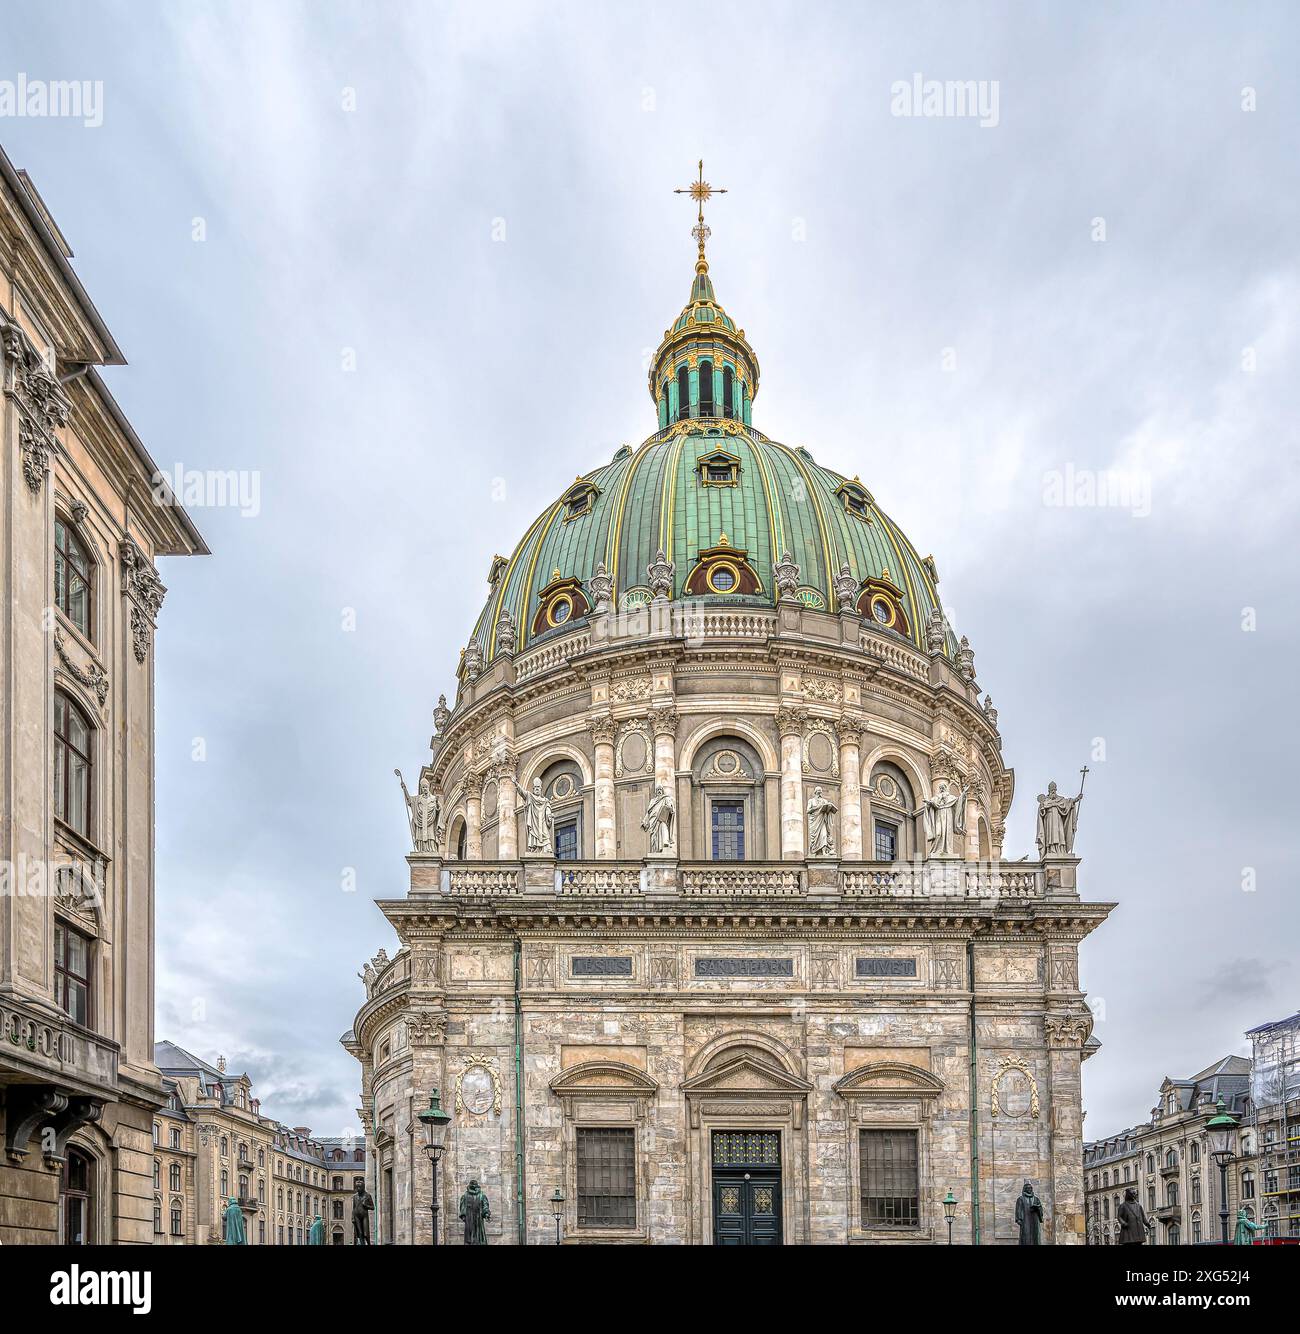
[344,167,1110,1245]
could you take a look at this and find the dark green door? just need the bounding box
[711,1131,782,1246]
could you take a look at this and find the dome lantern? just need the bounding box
[649,161,760,428]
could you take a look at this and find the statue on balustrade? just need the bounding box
[524,778,555,854]
[1035,780,1082,856]
[807,786,838,857]
[396,768,442,853]
[641,785,676,853]
[917,779,967,858]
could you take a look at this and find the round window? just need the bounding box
[708,564,737,593]
[549,596,572,625]
[871,597,893,626]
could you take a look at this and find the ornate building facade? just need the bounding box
[0,148,206,1244]
[153,1041,366,1244]
[346,178,1111,1245]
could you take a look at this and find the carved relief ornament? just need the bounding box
[990,1056,1041,1119]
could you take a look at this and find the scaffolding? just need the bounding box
[1248,1010,1300,1239]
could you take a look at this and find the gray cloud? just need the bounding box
[5,0,1296,1139]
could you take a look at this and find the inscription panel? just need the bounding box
[856,957,918,978]
[571,956,634,977]
[695,958,793,978]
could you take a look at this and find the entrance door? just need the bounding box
[711,1131,782,1245]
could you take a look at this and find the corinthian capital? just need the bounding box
[774,706,807,737]
[649,704,678,738]
[589,713,617,745]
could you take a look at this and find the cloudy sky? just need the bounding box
[6,1,1296,1139]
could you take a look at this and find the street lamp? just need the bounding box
[417,1090,452,1246]
[1207,1095,1239,1246]
[550,1187,565,1245]
[942,1190,957,1246]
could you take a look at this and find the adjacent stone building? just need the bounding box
[345,184,1111,1245]
[0,147,206,1244]
[153,1040,366,1244]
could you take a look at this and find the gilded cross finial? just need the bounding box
[674,159,726,274]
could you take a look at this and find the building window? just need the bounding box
[54,921,92,1027]
[873,820,899,862]
[258,1219,265,1244]
[1190,1141,1200,1164]
[221,1170,228,1197]
[1146,1153,1155,1174]
[1192,1213,1202,1244]
[153,1200,162,1234]
[698,360,714,416]
[1242,1169,1255,1200]
[860,1129,919,1229]
[170,1203,183,1236]
[723,365,735,417]
[153,1160,161,1189]
[333,1199,344,1219]
[55,516,92,636]
[1166,1182,1178,1207]
[60,1148,95,1244]
[576,1127,636,1228]
[1191,1176,1201,1205]
[152,1122,160,1146]
[554,818,579,861]
[1147,1185,1156,1211]
[1165,1148,1178,1169]
[333,1175,343,1191]
[711,800,745,861]
[170,1128,181,1149]
[676,365,690,420]
[169,1163,181,1192]
[220,1136,228,1157]
[54,690,93,838]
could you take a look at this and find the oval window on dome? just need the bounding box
[549,596,572,625]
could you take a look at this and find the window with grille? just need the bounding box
[860,1129,919,1228]
[711,801,744,861]
[576,1127,636,1228]
[555,819,579,861]
[873,820,898,862]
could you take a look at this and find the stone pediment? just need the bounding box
[549,1061,659,1099]
[681,1055,812,1098]
[833,1061,944,1100]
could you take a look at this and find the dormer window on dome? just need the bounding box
[562,479,600,522]
[697,448,740,488]
[532,571,591,634]
[856,570,910,635]
[684,537,762,598]
[836,478,874,522]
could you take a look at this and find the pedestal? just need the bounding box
[922,855,962,896]
[1042,855,1081,900]
[407,854,443,897]
[523,854,557,894]
[643,856,679,896]
[806,857,839,898]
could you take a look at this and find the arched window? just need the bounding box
[868,761,916,862]
[698,360,714,416]
[1146,1153,1155,1174]
[455,821,467,859]
[258,1147,265,1167]
[1165,1148,1178,1170]
[1102,1171,1109,1188]
[722,366,734,418]
[54,690,93,838]
[220,1136,228,1158]
[676,365,690,420]
[61,1148,95,1244]
[1166,1182,1178,1207]
[55,516,93,637]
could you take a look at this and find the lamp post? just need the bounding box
[1207,1096,1238,1246]
[942,1190,957,1246]
[550,1187,565,1245]
[417,1090,452,1246]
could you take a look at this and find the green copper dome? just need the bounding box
[468,422,951,665]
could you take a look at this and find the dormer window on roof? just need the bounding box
[697,447,740,488]
[561,478,599,522]
[857,569,910,635]
[836,478,873,521]
[683,537,762,598]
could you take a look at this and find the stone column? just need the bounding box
[1045,1012,1093,1245]
[776,707,807,861]
[495,761,518,860]
[651,703,677,792]
[838,714,864,860]
[592,715,617,859]
[464,772,483,860]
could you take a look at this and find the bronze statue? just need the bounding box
[1117,1186,1149,1245]
[459,1178,490,1245]
[1015,1179,1044,1245]
[351,1178,375,1245]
